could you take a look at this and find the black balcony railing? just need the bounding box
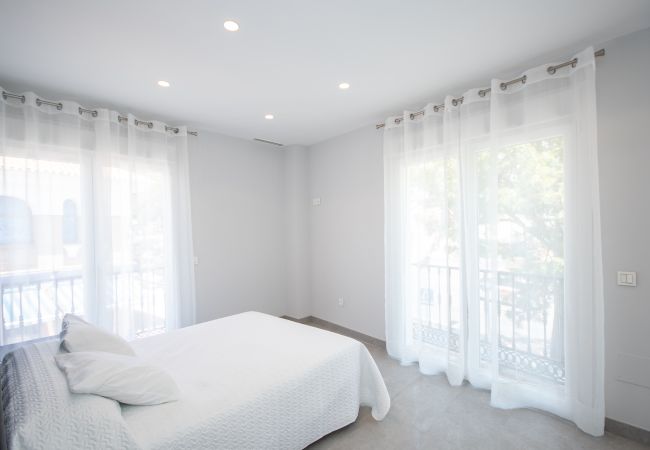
[0,266,166,346]
[412,263,565,384]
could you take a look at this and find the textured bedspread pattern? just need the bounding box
[1,341,139,450]
[1,312,390,450]
[123,312,391,449]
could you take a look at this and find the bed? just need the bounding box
[0,311,390,449]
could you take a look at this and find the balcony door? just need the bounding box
[383,47,603,435]
[0,95,195,346]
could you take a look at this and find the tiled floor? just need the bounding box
[303,320,647,450]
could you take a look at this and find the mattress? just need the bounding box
[1,311,390,450]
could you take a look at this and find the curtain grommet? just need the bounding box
[78,107,98,117]
[1,91,26,103]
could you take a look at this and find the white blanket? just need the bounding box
[123,312,390,449]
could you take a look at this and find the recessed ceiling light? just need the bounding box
[157,80,170,87]
[224,20,240,32]
[265,114,274,120]
[338,82,350,90]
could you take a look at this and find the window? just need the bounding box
[0,102,195,346]
[478,136,565,384]
[384,47,603,435]
[0,156,84,343]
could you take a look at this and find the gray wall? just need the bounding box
[306,27,650,430]
[284,145,311,319]
[189,131,288,321]
[308,126,385,339]
[597,27,650,432]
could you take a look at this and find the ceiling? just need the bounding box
[1,0,649,146]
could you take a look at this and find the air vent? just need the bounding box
[254,138,283,146]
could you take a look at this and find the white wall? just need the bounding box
[306,27,650,430]
[597,27,650,432]
[284,145,311,319]
[308,126,385,339]
[189,131,288,321]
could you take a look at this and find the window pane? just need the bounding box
[478,136,565,384]
[108,161,169,338]
[406,154,461,350]
[0,155,83,344]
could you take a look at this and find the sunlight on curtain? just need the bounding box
[384,47,603,435]
[0,91,195,345]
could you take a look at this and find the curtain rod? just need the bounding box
[375,48,605,130]
[1,89,199,136]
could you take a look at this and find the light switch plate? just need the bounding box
[617,271,637,287]
[312,198,321,206]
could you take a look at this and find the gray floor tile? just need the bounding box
[304,321,648,450]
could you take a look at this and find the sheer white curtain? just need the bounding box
[384,47,604,435]
[0,89,195,344]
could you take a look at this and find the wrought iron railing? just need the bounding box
[412,263,565,384]
[0,266,166,346]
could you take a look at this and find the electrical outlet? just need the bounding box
[338,297,344,307]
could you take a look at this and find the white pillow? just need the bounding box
[55,351,180,405]
[60,313,136,356]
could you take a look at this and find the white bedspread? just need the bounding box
[123,312,390,449]
[1,341,139,450]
